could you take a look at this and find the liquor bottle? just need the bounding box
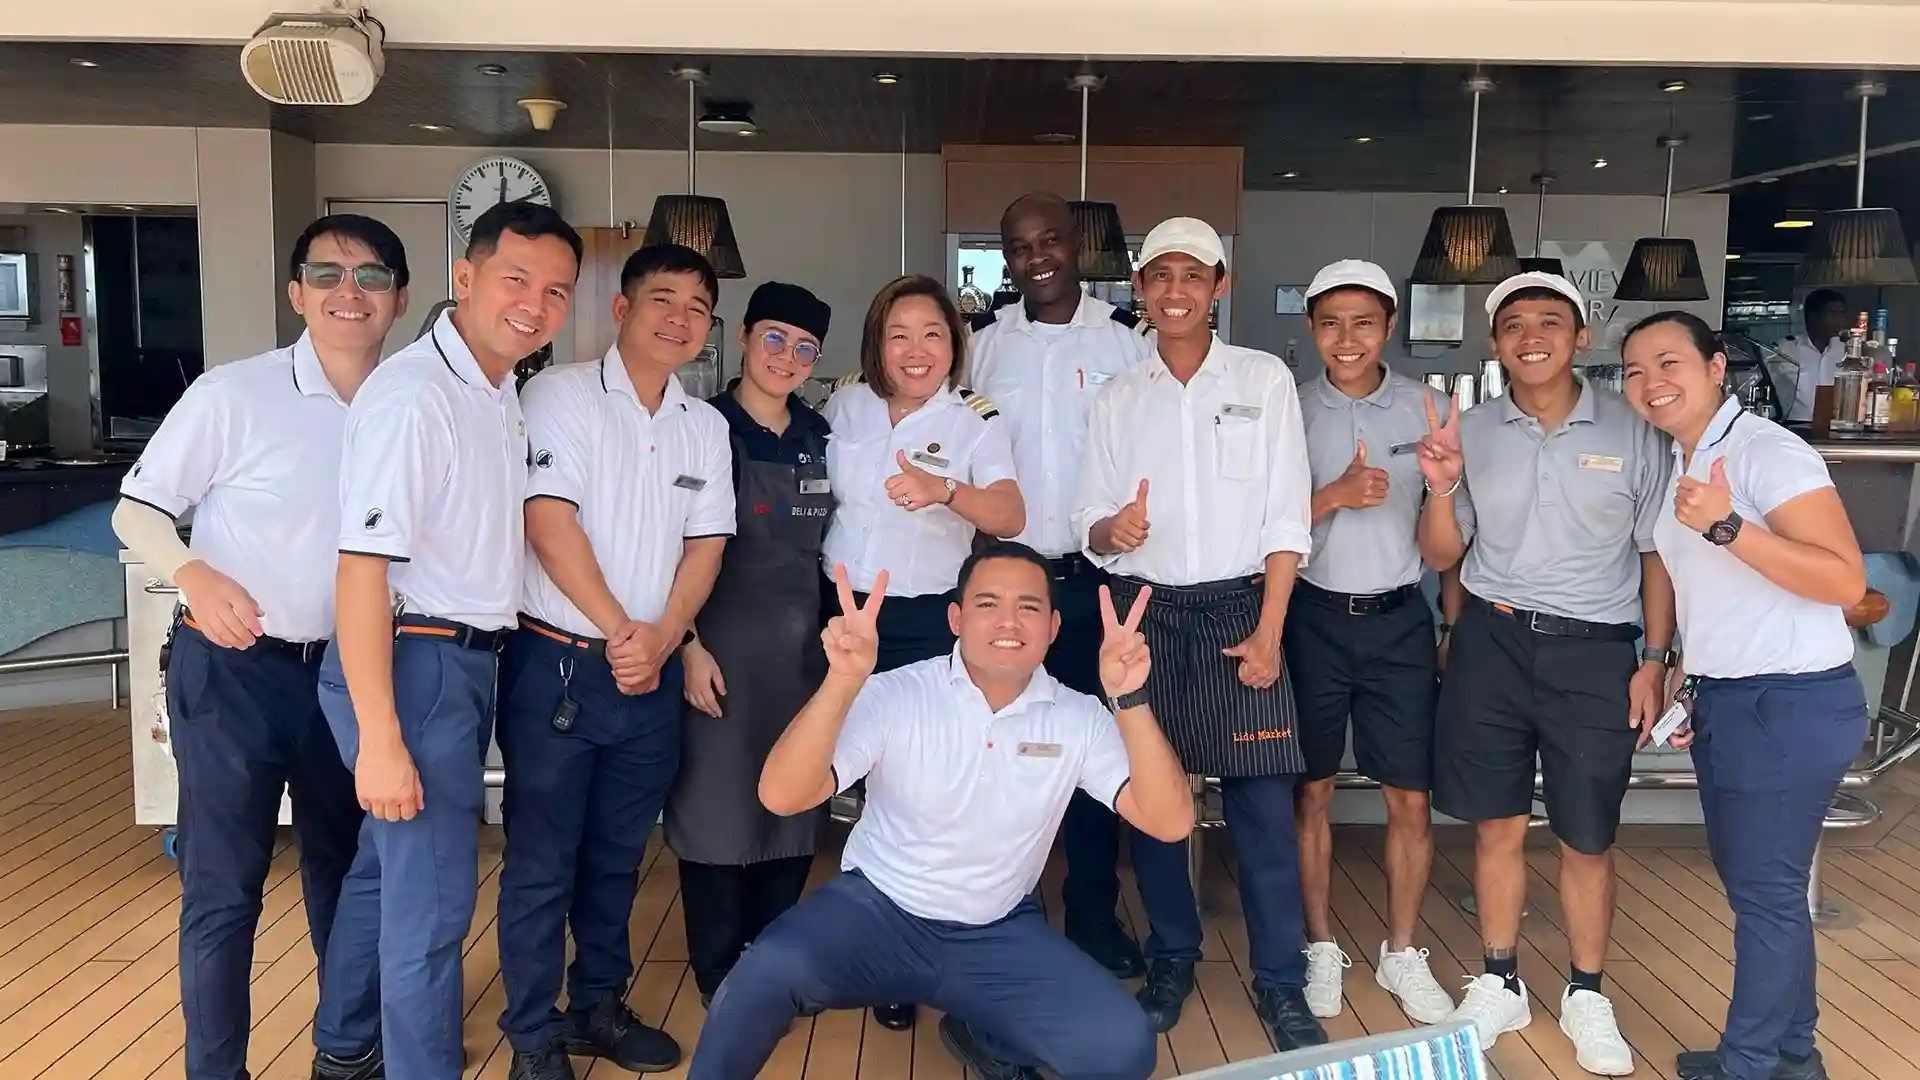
[1865,362,1894,431]
[957,266,990,316]
[991,266,1020,311]
[1830,315,1871,431]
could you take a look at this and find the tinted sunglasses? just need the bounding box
[300,261,398,294]
[761,329,821,365]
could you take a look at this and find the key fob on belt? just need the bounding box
[552,696,579,733]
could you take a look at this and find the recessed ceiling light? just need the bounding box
[1592,157,1610,169]
[1033,132,1075,144]
[70,58,99,68]
[1774,217,1815,229]
[1353,136,1373,144]
[1497,186,1509,194]
[1747,112,1773,122]
[873,72,901,85]
[1661,79,1688,93]
[476,63,508,76]
[113,204,142,212]
[697,112,759,136]
[41,207,74,214]
[1759,176,1779,184]
[410,123,452,133]
[1278,171,1299,179]
[1725,253,1741,260]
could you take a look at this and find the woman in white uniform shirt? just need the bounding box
[820,273,1025,1033]
[1620,311,1867,1080]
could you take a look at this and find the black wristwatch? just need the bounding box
[1640,647,1678,668]
[1703,511,1743,547]
[1109,688,1150,712]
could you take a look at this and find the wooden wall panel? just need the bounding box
[942,145,1243,237]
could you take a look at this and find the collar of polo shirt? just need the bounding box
[429,309,503,398]
[944,643,1059,712]
[600,344,691,413]
[1145,336,1225,383]
[288,331,347,406]
[1498,372,1600,427]
[999,291,1109,335]
[1315,365,1396,409]
[1680,394,1746,460]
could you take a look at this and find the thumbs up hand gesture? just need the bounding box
[886,450,953,512]
[1674,457,1734,533]
[1095,479,1153,554]
[1328,439,1390,512]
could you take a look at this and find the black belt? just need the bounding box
[1471,596,1641,642]
[178,611,329,663]
[1295,580,1420,616]
[517,613,607,657]
[1046,553,1100,580]
[395,614,510,653]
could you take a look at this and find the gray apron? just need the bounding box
[664,429,835,864]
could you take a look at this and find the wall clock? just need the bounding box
[449,154,553,244]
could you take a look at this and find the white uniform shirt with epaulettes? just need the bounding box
[120,333,348,643]
[336,309,528,631]
[518,347,737,639]
[820,377,1019,597]
[1301,367,1451,595]
[1654,394,1854,679]
[967,294,1153,558]
[1449,378,1671,626]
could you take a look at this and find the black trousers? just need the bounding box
[679,856,815,997]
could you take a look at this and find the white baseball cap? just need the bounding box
[1305,259,1398,308]
[1137,217,1227,271]
[1485,271,1587,320]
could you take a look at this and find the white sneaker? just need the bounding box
[1560,987,1635,1076]
[1375,943,1455,1025]
[1446,974,1532,1052]
[1302,941,1351,1018]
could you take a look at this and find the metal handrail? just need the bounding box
[0,649,129,707]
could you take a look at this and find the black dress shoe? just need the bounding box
[561,998,682,1073]
[873,1002,917,1031]
[311,1044,384,1080]
[508,1041,576,1080]
[938,1014,1041,1080]
[1134,959,1196,1034]
[1066,920,1147,980]
[1678,1048,1827,1080]
[1255,986,1329,1052]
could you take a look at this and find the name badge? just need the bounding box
[1389,440,1420,457]
[1086,370,1115,386]
[672,474,708,491]
[799,478,831,496]
[1650,699,1691,748]
[1577,454,1624,474]
[1017,741,1063,758]
[910,450,951,469]
[1221,403,1262,420]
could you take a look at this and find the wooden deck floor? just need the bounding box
[5,705,1920,1080]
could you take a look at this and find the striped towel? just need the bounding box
[1177,1023,1484,1080]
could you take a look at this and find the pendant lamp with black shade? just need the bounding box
[1614,134,1709,302]
[643,66,746,279]
[1067,71,1133,282]
[1796,81,1918,288]
[1411,75,1522,285]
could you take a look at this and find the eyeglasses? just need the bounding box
[300,261,398,294]
[761,329,821,365]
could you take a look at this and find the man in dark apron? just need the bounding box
[1075,217,1326,1052]
[664,281,837,1005]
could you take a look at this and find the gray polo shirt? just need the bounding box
[1301,369,1449,594]
[1452,379,1670,625]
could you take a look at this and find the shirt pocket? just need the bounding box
[1215,415,1263,482]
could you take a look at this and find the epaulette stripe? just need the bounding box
[833,372,865,390]
[959,388,1001,420]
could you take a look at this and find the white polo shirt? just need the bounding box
[968,295,1153,558]
[1654,395,1855,679]
[519,348,736,637]
[1784,335,1848,422]
[821,381,1020,596]
[1074,336,1314,586]
[830,647,1132,925]
[337,309,527,631]
[121,333,347,643]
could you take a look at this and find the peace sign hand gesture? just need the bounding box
[822,563,888,680]
[1417,395,1464,491]
[1097,584,1153,699]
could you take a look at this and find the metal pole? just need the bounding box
[1079,83,1090,200]
[1856,92,1870,209]
[687,76,697,195]
[900,102,908,274]
[1467,88,1481,205]
[1662,143,1676,236]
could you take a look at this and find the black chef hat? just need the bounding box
[744,281,831,343]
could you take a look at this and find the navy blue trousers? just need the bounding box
[1692,664,1867,1080]
[1047,567,1127,938]
[314,635,496,1080]
[168,624,366,1080]
[1131,773,1307,992]
[494,630,684,1050]
[688,871,1156,1080]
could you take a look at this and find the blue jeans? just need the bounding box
[1692,664,1867,1080]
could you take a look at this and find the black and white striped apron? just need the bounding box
[1107,574,1304,778]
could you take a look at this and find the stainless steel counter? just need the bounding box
[1805,433,1920,464]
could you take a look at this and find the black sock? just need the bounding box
[1569,966,1604,994]
[1485,951,1520,995]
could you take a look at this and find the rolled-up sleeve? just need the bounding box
[1258,373,1315,562]
[1075,386,1126,566]
[121,380,224,518]
[829,681,890,793]
[521,371,592,509]
[338,388,448,563]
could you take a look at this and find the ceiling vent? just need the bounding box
[240,5,386,106]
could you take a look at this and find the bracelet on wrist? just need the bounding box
[1424,475,1462,498]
